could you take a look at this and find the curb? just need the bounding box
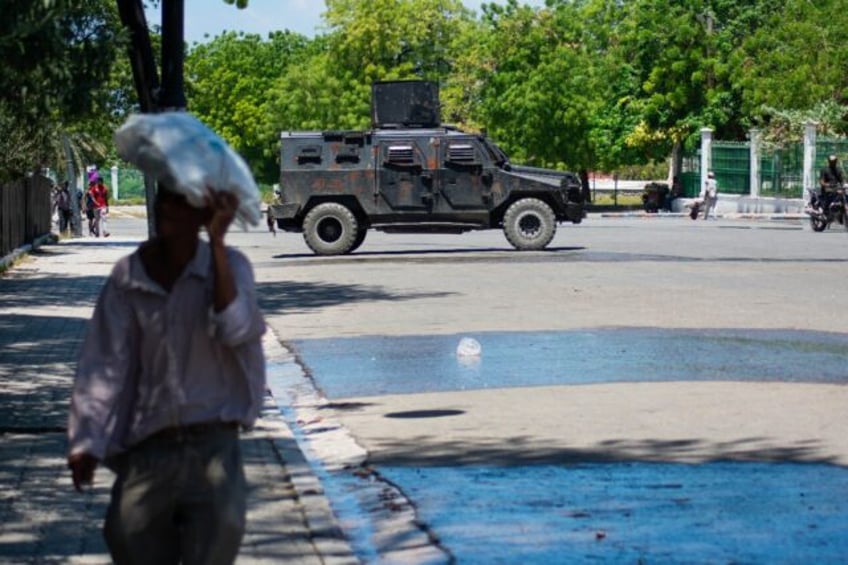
[260,331,360,564]
[0,232,58,272]
[596,211,806,221]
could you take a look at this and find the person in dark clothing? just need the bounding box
[819,154,845,211]
[53,181,73,235]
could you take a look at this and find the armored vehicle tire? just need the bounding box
[503,198,556,250]
[302,202,359,255]
[348,228,367,253]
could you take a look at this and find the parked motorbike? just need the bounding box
[806,184,848,232]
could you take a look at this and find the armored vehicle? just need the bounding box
[269,81,585,255]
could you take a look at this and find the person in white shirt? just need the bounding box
[67,185,266,564]
[700,171,719,220]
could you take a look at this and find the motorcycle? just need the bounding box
[806,184,848,232]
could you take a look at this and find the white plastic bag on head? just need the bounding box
[114,111,262,227]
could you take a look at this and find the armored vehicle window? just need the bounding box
[336,145,360,164]
[296,145,322,165]
[480,137,508,167]
[384,144,418,166]
[344,132,366,146]
[446,143,479,165]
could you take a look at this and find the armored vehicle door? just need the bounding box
[438,138,492,210]
[377,139,434,211]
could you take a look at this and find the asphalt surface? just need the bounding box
[250,210,848,561]
[2,208,848,563]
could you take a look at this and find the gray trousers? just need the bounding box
[702,195,717,219]
[104,425,246,565]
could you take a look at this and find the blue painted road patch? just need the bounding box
[291,328,848,399]
[379,462,848,563]
[286,328,848,562]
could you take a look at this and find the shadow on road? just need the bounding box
[272,245,585,264]
[257,280,456,314]
[365,434,838,467]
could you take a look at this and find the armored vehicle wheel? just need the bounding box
[503,198,556,250]
[303,202,359,255]
[347,228,367,253]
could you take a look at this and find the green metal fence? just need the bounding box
[113,168,146,201]
[759,143,803,198]
[712,142,749,195]
[681,140,811,198]
[679,152,700,197]
[680,142,749,197]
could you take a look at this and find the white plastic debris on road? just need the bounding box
[456,337,482,358]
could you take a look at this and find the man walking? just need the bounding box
[88,173,110,237]
[700,171,719,220]
[67,185,266,564]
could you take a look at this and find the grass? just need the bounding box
[591,192,643,206]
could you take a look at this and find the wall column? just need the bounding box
[700,128,713,195]
[803,121,818,203]
[110,166,119,201]
[749,128,760,197]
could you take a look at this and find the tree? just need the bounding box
[558,0,789,175]
[185,30,311,183]
[274,0,474,131]
[733,0,848,139]
[0,0,124,181]
[469,1,599,170]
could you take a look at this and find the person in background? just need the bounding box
[700,171,719,220]
[54,180,73,235]
[665,175,682,212]
[67,185,266,564]
[818,154,844,212]
[84,182,97,236]
[89,174,110,237]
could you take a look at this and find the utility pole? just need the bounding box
[115,0,186,237]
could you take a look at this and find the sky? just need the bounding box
[145,0,547,44]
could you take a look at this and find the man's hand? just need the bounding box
[68,453,99,492]
[205,190,240,311]
[205,190,239,245]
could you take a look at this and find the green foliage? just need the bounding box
[757,102,848,148]
[323,0,471,83]
[12,0,848,188]
[472,1,598,169]
[185,30,311,183]
[733,0,848,138]
[0,0,124,181]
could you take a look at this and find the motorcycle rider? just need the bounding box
[818,154,844,212]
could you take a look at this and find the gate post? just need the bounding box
[700,128,713,195]
[749,128,760,198]
[111,166,119,201]
[803,121,817,203]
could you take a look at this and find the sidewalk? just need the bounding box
[0,232,357,563]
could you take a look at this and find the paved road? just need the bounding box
[234,214,848,561]
[100,213,848,561]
